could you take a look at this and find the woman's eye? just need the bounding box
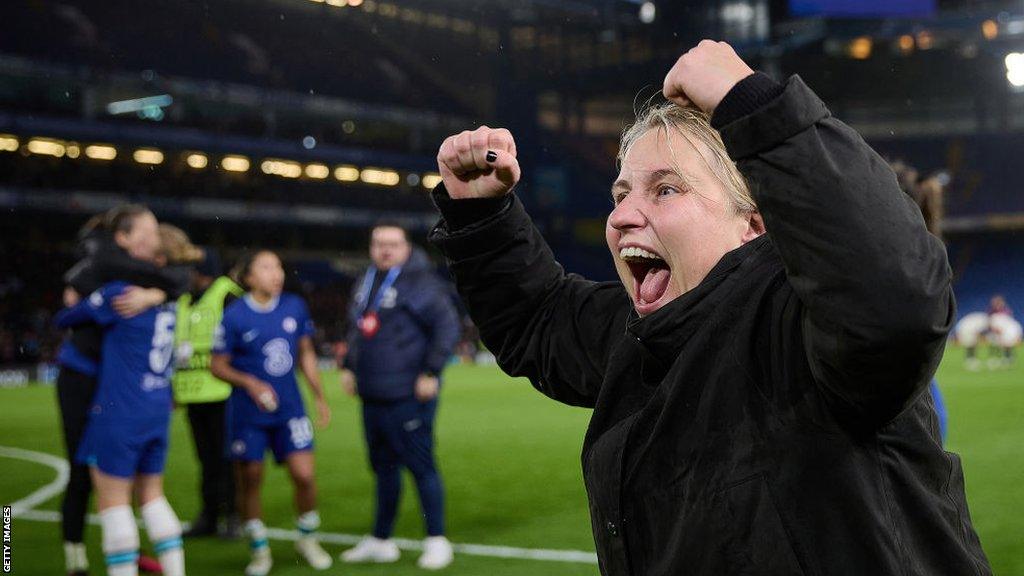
[657,185,679,197]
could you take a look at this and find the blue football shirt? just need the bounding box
[56,281,176,422]
[214,293,315,425]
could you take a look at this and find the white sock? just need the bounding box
[296,510,320,539]
[245,519,270,554]
[100,505,139,576]
[141,497,185,576]
[63,541,88,571]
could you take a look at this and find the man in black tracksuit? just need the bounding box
[428,42,991,575]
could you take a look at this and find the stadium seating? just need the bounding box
[1,0,477,114]
[948,236,1024,318]
[872,133,1024,216]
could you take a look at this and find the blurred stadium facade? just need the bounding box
[2,0,1024,377]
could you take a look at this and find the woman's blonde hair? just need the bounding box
[158,223,204,264]
[618,102,757,215]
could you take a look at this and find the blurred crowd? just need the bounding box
[0,235,67,365]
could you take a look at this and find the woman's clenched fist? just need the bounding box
[663,40,754,115]
[436,125,521,199]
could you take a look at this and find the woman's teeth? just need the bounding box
[619,246,663,261]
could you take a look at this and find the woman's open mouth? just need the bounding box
[620,246,672,316]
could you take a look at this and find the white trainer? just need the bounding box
[417,536,454,570]
[245,548,273,576]
[340,536,400,564]
[64,541,89,573]
[296,536,333,570]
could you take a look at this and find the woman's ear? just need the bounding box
[741,212,765,243]
[113,229,129,249]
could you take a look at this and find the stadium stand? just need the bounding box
[1,0,1022,364]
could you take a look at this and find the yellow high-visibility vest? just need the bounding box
[172,276,242,404]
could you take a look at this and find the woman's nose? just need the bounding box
[608,195,646,231]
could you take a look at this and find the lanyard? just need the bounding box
[358,266,401,315]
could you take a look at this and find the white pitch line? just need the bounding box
[1,445,599,565]
[262,527,599,564]
[0,445,69,515]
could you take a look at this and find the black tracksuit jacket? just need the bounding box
[428,74,991,575]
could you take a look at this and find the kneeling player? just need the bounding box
[211,250,332,576]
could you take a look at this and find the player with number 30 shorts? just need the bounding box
[211,250,333,576]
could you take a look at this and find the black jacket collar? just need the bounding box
[626,234,772,363]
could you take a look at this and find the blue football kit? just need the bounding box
[214,293,316,463]
[56,281,176,478]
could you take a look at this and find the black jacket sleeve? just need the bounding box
[64,246,190,298]
[718,75,955,422]
[429,189,631,408]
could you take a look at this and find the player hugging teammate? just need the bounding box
[55,219,201,576]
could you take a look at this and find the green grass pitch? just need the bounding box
[1,345,1021,575]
